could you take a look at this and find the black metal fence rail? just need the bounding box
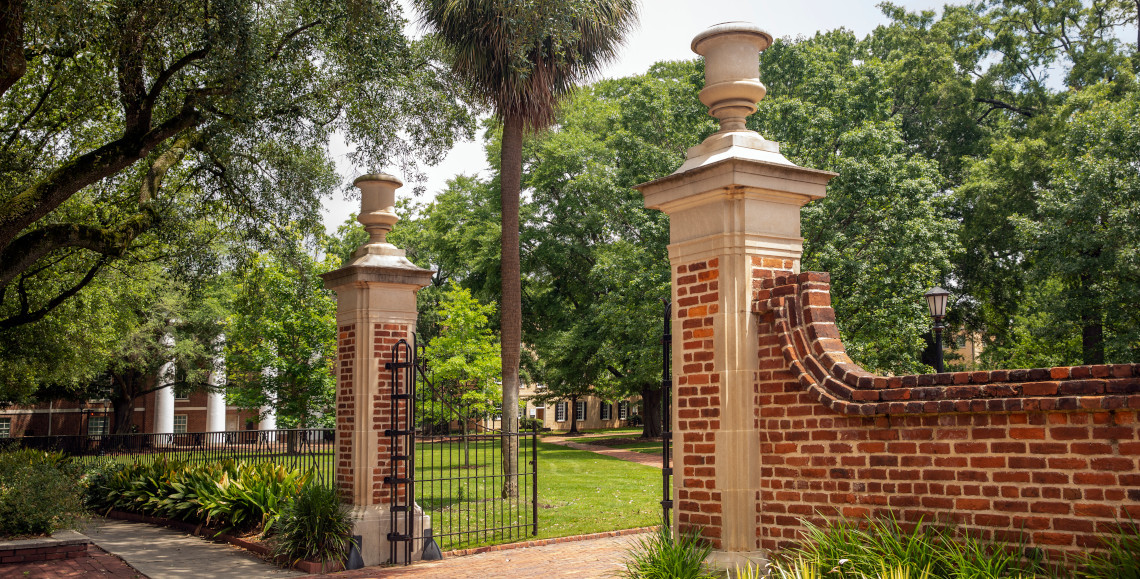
[0,428,335,486]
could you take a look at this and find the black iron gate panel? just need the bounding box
[661,299,673,525]
[384,339,417,565]
[385,336,538,564]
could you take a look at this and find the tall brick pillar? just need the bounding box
[635,23,835,568]
[321,174,433,566]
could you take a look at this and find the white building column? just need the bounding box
[154,360,175,435]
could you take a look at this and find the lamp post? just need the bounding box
[924,286,950,373]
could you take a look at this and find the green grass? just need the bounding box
[415,439,661,550]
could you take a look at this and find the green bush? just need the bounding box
[87,459,308,534]
[271,482,353,567]
[621,524,718,579]
[0,449,87,538]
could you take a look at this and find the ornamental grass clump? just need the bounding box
[771,516,1054,579]
[271,482,353,569]
[87,458,308,535]
[0,449,87,538]
[621,523,719,579]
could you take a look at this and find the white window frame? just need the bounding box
[600,402,612,421]
[87,416,108,437]
[0,417,10,438]
[173,414,188,434]
[555,402,567,422]
[618,401,629,420]
[575,400,586,421]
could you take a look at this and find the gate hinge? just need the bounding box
[387,532,410,542]
[383,476,411,485]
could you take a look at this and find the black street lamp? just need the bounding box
[924,286,950,373]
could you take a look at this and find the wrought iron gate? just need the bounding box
[661,299,673,525]
[385,337,538,564]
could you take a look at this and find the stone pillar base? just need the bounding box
[350,504,431,566]
[706,550,768,576]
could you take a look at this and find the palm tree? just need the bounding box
[414,0,638,497]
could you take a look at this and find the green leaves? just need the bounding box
[224,239,338,428]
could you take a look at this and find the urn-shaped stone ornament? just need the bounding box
[691,22,773,133]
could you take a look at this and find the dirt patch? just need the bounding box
[581,437,661,448]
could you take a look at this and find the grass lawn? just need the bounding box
[531,441,661,540]
[416,439,662,550]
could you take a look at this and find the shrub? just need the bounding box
[271,482,353,567]
[0,449,87,538]
[621,524,718,579]
[87,459,309,535]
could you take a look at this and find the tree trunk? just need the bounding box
[639,383,662,438]
[1079,273,1105,365]
[1081,317,1105,365]
[0,0,25,99]
[569,396,579,435]
[500,113,524,499]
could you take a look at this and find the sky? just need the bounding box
[321,0,947,232]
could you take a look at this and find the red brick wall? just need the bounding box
[752,272,1140,558]
[674,257,723,544]
[373,323,412,506]
[333,322,413,505]
[336,323,357,500]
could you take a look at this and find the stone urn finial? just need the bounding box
[691,22,773,133]
[354,173,401,245]
[341,173,426,270]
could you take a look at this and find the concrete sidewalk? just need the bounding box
[85,519,303,579]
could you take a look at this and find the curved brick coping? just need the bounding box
[754,272,1140,417]
[440,526,655,558]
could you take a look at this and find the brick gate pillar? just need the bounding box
[321,174,433,566]
[635,23,835,569]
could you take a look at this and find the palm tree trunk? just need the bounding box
[500,113,523,499]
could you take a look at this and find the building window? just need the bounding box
[555,402,567,422]
[174,415,188,434]
[87,416,108,437]
[600,403,612,420]
[618,401,629,420]
[575,401,586,421]
[0,417,10,438]
[174,384,191,400]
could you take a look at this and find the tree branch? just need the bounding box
[271,20,322,61]
[0,208,161,291]
[973,97,1035,118]
[0,103,203,251]
[0,257,107,329]
[142,47,209,122]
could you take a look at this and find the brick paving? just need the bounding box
[304,531,646,578]
[0,545,144,579]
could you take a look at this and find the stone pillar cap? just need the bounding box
[691,22,772,54]
[353,173,403,187]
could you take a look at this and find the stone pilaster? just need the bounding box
[321,174,434,566]
[635,22,835,569]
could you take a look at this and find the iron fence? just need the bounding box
[0,428,335,486]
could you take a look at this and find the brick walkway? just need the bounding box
[303,531,647,578]
[0,545,143,579]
